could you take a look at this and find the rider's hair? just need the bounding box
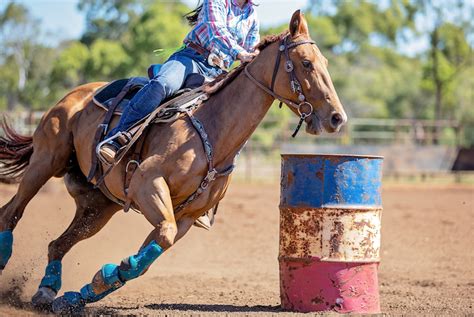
[184,1,203,26]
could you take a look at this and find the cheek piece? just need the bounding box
[52,240,163,314]
[0,230,13,270]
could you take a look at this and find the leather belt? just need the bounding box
[185,41,225,69]
[186,42,209,58]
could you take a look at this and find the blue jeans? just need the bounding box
[107,48,223,138]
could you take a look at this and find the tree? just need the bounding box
[124,1,191,73]
[50,41,90,91]
[307,0,416,52]
[415,0,473,143]
[0,2,41,110]
[305,15,341,50]
[77,0,142,45]
[88,39,130,80]
[75,0,191,77]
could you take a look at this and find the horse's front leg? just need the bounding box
[51,174,194,314]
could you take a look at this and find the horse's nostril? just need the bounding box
[330,113,343,129]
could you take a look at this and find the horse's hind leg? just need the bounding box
[0,115,73,270]
[32,169,121,308]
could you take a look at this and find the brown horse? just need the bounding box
[0,11,346,312]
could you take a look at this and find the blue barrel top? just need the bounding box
[280,154,383,208]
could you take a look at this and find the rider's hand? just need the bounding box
[237,50,259,63]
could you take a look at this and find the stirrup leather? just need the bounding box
[96,132,132,165]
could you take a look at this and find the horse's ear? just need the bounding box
[289,10,309,38]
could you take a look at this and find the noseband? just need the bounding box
[245,35,316,137]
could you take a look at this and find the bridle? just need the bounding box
[245,34,317,137]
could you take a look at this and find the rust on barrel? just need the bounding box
[279,154,383,313]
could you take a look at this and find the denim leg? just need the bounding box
[105,49,223,139]
[106,55,198,138]
[174,48,224,78]
[107,80,166,137]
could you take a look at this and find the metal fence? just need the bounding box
[1,111,468,183]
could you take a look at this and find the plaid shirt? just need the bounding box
[184,0,260,68]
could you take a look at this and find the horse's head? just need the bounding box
[267,10,347,135]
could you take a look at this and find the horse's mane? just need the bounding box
[203,31,289,95]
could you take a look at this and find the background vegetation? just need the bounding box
[0,0,472,144]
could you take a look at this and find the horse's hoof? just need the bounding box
[52,292,85,314]
[32,287,57,309]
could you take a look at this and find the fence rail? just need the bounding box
[1,111,468,183]
[1,111,462,146]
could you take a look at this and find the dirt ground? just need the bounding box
[0,180,472,316]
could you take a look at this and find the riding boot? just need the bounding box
[99,80,166,164]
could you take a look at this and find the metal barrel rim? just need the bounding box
[281,153,385,159]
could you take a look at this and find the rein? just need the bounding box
[245,35,316,137]
[95,35,319,214]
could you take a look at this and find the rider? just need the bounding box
[99,0,261,163]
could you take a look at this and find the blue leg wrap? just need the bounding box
[52,264,121,313]
[0,230,13,269]
[80,263,123,303]
[52,240,163,313]
[119,240,163,281]
[39,260,62,293]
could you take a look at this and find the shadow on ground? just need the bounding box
[146,303,282,312]
[91,303,283,314]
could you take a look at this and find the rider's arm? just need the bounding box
[244,15,260,52]
[201,0,246,59]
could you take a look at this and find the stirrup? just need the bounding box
[96,132,125,166]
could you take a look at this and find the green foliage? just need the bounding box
[20,46,57,110]
[438,23,471,66]
[50,41,89,89]
[251,102,292,147]
[88,39,130,80]
[47,0,189,100]
[340,46,423,119]
[305,15,341,50]
[0,0,473,146]
[78,0,141,45]
[0,2,45,110]
[0,2,27,26]
[125,1,190,72]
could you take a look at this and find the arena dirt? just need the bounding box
[0,180,472,315]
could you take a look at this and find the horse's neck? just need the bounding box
[199,66,275,167]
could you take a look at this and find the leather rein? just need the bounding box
[244,35,317,137]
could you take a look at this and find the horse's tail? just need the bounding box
[0,117,33,184]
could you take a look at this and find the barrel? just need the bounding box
[279,154,383,313]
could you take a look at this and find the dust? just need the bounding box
[0,274,31,309]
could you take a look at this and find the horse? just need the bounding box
[0,10,346,313]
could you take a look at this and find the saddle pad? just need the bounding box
[93,77,149,115]
[93,74,209,115]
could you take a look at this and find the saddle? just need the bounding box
[93,73,210,115]
[88,72,211,209]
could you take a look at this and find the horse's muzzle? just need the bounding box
[305,114,323,135]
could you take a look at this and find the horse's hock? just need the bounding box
[279,154,383,313]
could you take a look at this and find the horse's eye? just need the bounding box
[302,60,312,69]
